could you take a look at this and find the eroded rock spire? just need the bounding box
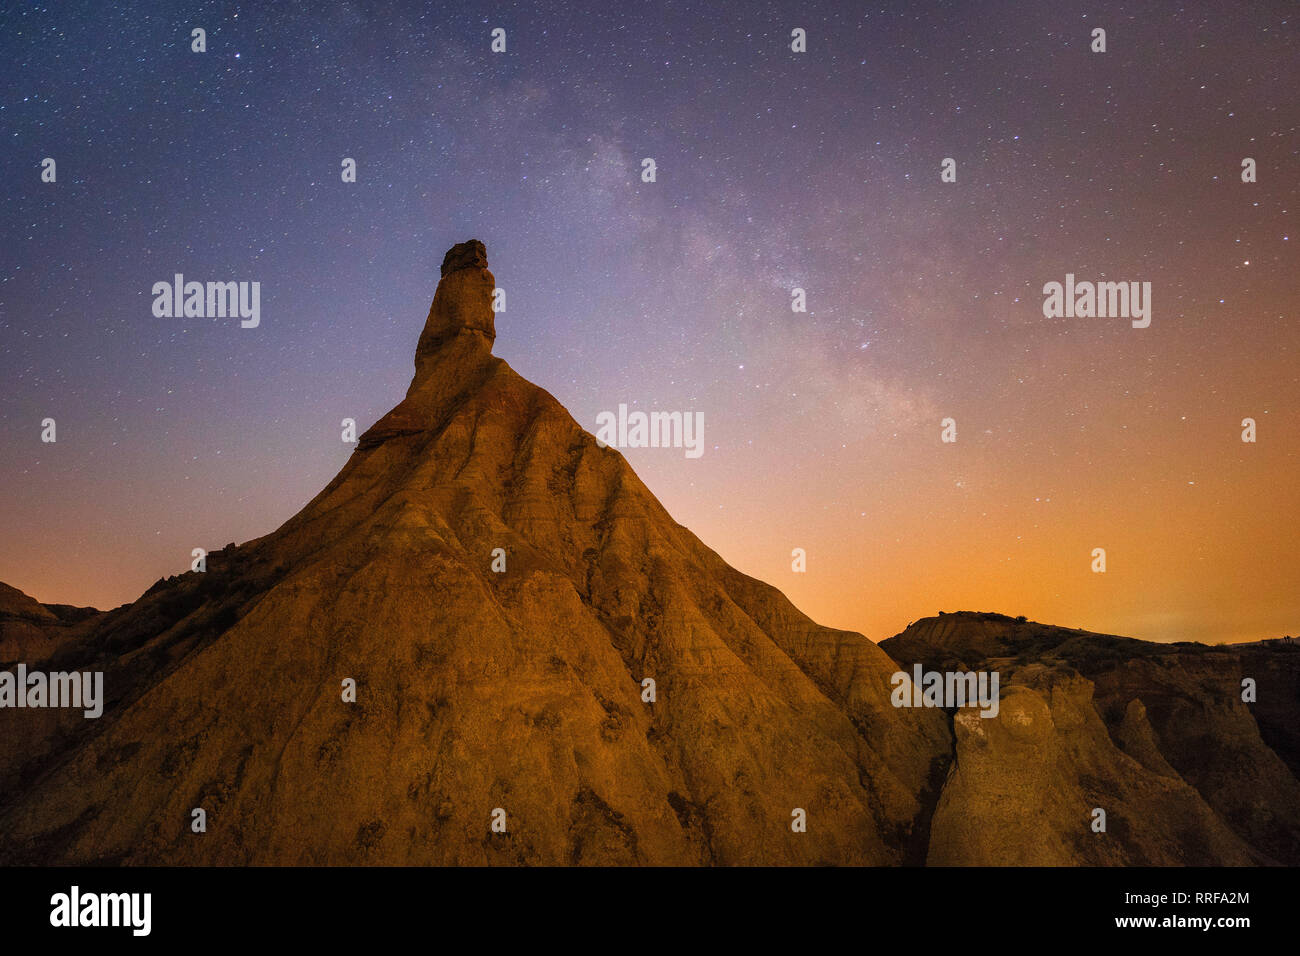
[416,239,496,362]
[357,240,499,450]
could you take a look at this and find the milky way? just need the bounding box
[1,1,1297,643]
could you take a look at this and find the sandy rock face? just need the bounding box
[927,668,1255,865]
[884,611,1300,865]
[418,238,497,355]
[0,581,60,663]
[0,243,949,866]
[0,584,104,798]
[357,239,498,453]
[1089,652,1300,863]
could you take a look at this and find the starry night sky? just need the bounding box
[2,1,1297,644]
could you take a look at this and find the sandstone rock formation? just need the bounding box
[0,242,950,865]
[882,612,1300,865]
[3,247,1296,866]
